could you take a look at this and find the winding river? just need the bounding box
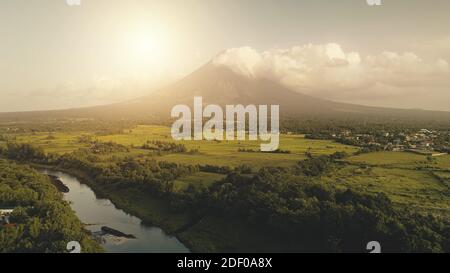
[40,169,190,253]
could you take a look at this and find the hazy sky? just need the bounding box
[1,0,450,112]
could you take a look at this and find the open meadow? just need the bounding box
[13,125,358,168]
[2,123,449,252]
[5,125,450,216]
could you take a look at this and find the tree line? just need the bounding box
[1,142,449,252]
[0,160,102,253]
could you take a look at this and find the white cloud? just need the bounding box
[213,43,450,109]
[213,47,262,78]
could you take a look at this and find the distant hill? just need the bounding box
[1,62,449,123]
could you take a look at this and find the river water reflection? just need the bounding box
[41,170,189,253]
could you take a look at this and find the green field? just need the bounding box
[321,165,450,214]
[435,155,450,170]
[3,124,450,252]
[13,125,358,169]
[346,151,450,171]
[346,151,429,167]
[434,171,450,180]
[14,131,90,154]
[8,125,450,216]
[340,151,450,214]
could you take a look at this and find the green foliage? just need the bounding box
[141,140,187,153]
[296,156,332,176]
[88,141,129,154]
[204,168,450,252]
[234,164,253,174]
[199,164,232,174]
[1,123,448,253]
[2,143,48,163]
[0,160,102,253]
[58,150,199,196]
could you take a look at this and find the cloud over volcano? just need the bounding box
[213,44,450,110]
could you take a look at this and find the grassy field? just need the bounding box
[8,125,450,215]
[98,125,358,168]
[4,124,450,252]
[14,131,90,154]
[340,151,450,214]
[12,125,358,169]
[321,165,450,214]
[345,151,429,168]
[345,151,450,171]
[434,171,450,180]
[435,155,450,170]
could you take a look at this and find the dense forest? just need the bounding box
[2,116,449,137]
[0,159,102,253]
[200,168,449,252]
[1,142,448,252]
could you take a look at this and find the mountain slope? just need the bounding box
[1,62,449,122]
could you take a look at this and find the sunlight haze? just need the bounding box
[1,0,450,111]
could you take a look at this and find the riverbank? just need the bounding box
[47,174,70,193]
[37,165,189,252]
[0,159,103,253]
[30,163,286,252]
[31,163,199,251]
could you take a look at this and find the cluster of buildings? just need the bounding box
[333,129,448,156]
[389,129,439,152]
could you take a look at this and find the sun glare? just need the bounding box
[135,33,159,57]
[126,26,170,65]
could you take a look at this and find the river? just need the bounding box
[40,169,190,253]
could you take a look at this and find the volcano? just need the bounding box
[1,62,449,122]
